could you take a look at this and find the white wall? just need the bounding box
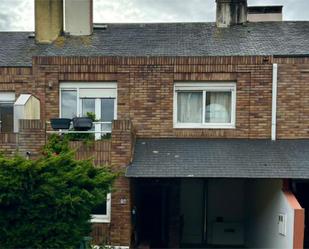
[248,13,283,22]
[207,179,245,245]
[245,179,294,249]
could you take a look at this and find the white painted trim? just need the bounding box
[91,193,111,223]
[59,88,78,118]
[14,94,31,105]
[93,246,129,249]
[272,64,278,141]
[60,82,117,89]
[59,82,117,119]
[0,92,15,102]
[95,98,101,140]
[173,82,236,129]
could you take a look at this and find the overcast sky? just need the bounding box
[0,0,308,31]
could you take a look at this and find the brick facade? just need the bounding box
[1,55,309,247]
[274,58,309,139]
[1,56,308,140]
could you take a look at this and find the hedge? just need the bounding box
[0,135,116,249]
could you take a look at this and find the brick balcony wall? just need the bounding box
[0,133,18,156]
[69,140,111,166]
[18,120,46,158]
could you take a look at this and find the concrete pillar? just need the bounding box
[216,0,247,27]
[35,0,63,43]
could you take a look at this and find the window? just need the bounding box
[61,90,77,118]
[91,193,111,223]
[0,92,15,133]
[59,82,117,136]
[174,83,236,128]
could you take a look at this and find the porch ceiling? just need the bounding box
[126,139,309,179]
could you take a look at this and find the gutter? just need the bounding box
[272,63,278,141]
[273,54,309,58]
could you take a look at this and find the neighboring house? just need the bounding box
[1,0,309,248]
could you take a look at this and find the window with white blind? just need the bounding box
[174,83,236,129]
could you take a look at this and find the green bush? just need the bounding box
[0,135,116,249]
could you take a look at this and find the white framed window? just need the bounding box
[0,92,15,133]
[91,193,111,223]
[59,82,117,137]
[173,82,236,129]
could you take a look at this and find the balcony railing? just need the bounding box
[46,122,111,133]
[46,121,112,140]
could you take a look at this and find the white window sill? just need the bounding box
[174,123,236,129]
[91,215,111,223]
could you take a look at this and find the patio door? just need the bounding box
[0,93,15,133]
[60,83,117,138]
[80,97,115,139]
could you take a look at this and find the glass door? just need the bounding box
[0,102,14,133]
[101,98,115,133]
[80,98,115,139]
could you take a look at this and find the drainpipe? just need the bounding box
[271,63,278,141]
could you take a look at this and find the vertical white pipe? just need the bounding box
[272,64,278,141]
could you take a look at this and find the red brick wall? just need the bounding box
[110,120,135,247]
[1,56,309,140]
[274,58,309,139]
[23,56,275,139]
[18,120,46,159]
[0,133,17,156]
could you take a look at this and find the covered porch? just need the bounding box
[127,139,308,249]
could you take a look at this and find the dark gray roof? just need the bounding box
[1,21,309,66]
[126,139,309,179]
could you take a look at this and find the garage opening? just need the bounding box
[132,179,300,249]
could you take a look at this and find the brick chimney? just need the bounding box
[216,0,248,28]
[35,0,63,43]
[65,0,93,36]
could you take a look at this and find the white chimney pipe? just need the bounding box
[65,0,93,36]
[216,0,248,27]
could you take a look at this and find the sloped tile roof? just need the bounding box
[126,139,309,179]
[0,21,309,66]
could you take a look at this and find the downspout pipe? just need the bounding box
[272,63,278,141]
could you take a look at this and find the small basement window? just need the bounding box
[91,193,111,223]
[174,82,236,129]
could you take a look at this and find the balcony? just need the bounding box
[0,119,134,168]
[47,119,112,139]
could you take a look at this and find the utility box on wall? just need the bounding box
[14,94,40,132]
